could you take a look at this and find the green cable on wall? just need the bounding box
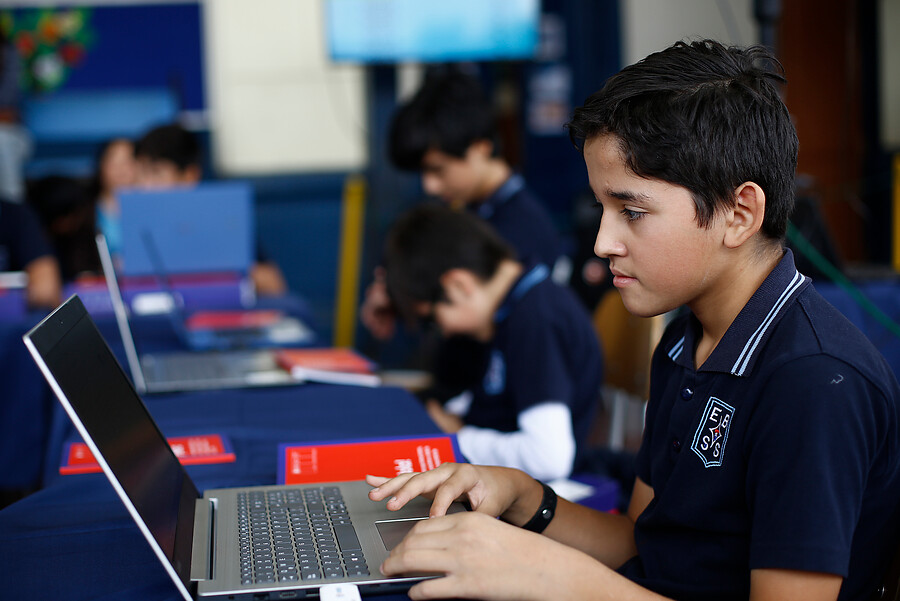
[787,222,900,339]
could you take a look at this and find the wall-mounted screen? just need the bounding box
[324,0,539,63]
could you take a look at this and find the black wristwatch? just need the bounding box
[520,480,557,534]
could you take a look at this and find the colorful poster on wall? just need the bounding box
[1,3,205,110]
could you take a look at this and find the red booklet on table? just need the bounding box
[60,433,236,475]
[277,434,464,485]
[185,309,283,331]
[274,347,381,387]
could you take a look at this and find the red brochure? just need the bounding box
[274,347,376,374]
[277,434,463,485]
[60,433,236,475]
[184,309,283,331]
[274,347,380,387]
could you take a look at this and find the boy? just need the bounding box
[130,123,287,296]
[361,70,563,341]
[367,40,900,601]
[0,197,62,309]
[383,203,603,482]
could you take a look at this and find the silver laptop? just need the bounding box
[137,229,316,352]
[97,233,296,393]
[23,295,463,600]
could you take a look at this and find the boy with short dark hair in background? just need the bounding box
[132,123,287,296]
[383,203,603,482]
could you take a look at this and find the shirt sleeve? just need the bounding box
[743,355,891,576]
[456,402,575,481]
[503,308,573,414]
[2,202,54,269]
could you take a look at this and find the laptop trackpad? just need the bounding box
[375,517,428,551]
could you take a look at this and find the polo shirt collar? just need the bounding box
[474,174,525,220]
[665,248,810,376]
[493,262,549,323]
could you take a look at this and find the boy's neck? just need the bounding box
[692,245,784,368]
[477,259,524,339]
[473,159,512,203]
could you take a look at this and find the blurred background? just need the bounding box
[1,0,897,355]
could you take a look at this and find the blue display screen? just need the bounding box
[325,0,539,63]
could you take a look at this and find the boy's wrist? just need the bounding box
[501,471,548,528]
[520,480,557,533]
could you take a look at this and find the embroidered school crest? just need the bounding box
[691,397,735,468]
[482,350,506,395]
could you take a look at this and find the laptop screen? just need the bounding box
[24,296,197,588]
[118,181,254,277]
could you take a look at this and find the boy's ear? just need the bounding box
[439,269,479,302]
[181,164,202,184]
[467,138,494,160]
[724,182,766,249]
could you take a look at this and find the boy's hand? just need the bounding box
[424,398,463,433]
[379,511,564,601]
[366,463,540,524]
[360,268,397,340]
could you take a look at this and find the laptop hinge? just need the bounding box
[191,498,216,582]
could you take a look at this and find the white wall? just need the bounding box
[880,0,900,149]
[620,0,758,66]
[202,0,367,175]
[200,0,762,175]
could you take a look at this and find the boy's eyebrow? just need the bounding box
[604,188,652,203]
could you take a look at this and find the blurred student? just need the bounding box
[133,123,287,296]
[383,203,602,481]
[28,175,100,282]
[361,70,563,342]
[0,28,31,204]
[93,138,137,260]
[0,197,62,309]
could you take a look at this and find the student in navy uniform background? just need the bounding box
[360,70,563,338]
[361,69,565,402]
[383,203,602,482]
[0,198,62,309]
[130,123,288,297]
[366,40,900,601]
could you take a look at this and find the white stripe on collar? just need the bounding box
[730,269,807,376]
[668,336,685,361]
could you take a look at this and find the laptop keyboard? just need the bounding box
[238,487,370,585]
[153,354,231,382]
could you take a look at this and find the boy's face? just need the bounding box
[419,143,492,209]
[135,158,199,189]
[413,271,494,341]
[586,134,727,318]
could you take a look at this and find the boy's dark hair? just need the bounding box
[384,203,514,317]
[567,39,798,241]
[388,70,497,171]
[133,123,201,171]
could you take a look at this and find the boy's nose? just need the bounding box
[422,173,442,197]
[594,220,625,259]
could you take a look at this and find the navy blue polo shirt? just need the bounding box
[469,174,562,268]
[620,250,900,601]
[0,199,54,271]
[464,263,604,470]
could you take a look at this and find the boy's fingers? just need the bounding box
[367,472,418,502]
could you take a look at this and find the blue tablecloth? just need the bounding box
[0,292,321,491]
[0,310,55,490]
[0,383,437,600]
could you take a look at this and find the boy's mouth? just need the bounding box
[610,267,637,288]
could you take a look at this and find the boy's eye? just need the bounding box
[620,207,646,222]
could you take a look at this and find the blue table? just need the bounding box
[0,291,321,492]
[0,383,438,600]
[0,310,55,491]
